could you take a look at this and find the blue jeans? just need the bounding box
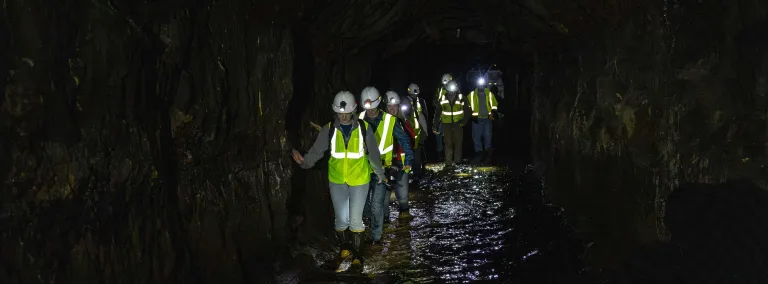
[364,174,388,241]
[472,118,493,152]
[384,170,410,220]
[436,123,444,152]
[369,170,410,241]
[329,182,369,232]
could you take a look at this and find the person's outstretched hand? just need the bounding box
[309,121,321,131]
[292,149,304,164]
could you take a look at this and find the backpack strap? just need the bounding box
[326,122,334,156]
[326,120,369,156]
[357,119,369,155]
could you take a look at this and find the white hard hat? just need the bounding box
[360,86,381,110]
[446,80,458,92]
[385,91,400,105]
[441,73,453,85]
[332,91,357,113]
[407,83,420,96]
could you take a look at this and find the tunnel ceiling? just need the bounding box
[276,0,591,60]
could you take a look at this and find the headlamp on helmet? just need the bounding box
[477,78,486,86]
[447,81,458,92]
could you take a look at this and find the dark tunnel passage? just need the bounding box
[3,0,768,283]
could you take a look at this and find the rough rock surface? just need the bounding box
[530,0,768,268]
[1,0,294,282]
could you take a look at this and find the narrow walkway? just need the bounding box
[307,163,592,283]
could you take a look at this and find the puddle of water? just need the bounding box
[308,163,596,283]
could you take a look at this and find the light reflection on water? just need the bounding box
[321,163,590,283]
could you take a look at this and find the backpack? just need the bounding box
[393,118,416,161]
[398,118,416,147]
[326,119,369,156]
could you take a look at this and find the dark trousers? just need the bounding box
[412,147,424,176]
[435,123,443,152]
[442,122,463,163]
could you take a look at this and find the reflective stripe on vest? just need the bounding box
[407,98,424,147]
[328,122,371,186]
[358,111,396,166]
[469,89,498,116]
[411,100,422,131]
[439,93,465,123]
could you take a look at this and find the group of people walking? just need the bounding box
[290,72,499,273]
[432,73,500,166]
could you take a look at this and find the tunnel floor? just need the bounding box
[300,163,595,283]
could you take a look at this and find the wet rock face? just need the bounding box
[530,0,768,268]
[1,1,294,282]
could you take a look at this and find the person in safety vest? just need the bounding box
[432,80,470,166]
[291,91,385,273]
[405,83,429,179]
[469,76,499,155]
[358,87,413,244]
[384,91,415,219]
[433,73,453,160]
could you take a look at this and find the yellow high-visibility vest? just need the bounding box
[407,98,424,147]
[328,122,371,186]
[439,93,465,123]
[469,88,498,117]
[358,112,395,167]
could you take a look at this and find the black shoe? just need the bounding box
[349,232,365,273]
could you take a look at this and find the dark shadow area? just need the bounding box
[500,167,601,283]
[617,180,768,283]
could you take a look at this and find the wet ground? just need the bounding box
[301,162,598,283]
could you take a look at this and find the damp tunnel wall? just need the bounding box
[527,0,768,268]
[0,1,300,282]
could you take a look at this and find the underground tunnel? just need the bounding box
[3,0,768,283]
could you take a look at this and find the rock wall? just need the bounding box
[1,0,295,282]
[531,0,768,268]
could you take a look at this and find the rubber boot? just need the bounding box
[348,232,365,273]
[398,209,412,219]
[333,230,351,272]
